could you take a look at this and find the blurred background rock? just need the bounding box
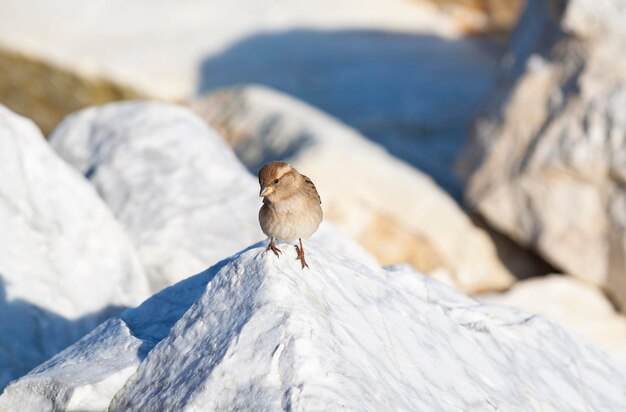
[461,0,626,310]
[0,0,505,197]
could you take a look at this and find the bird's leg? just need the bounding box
[266,237,282,258]
[294,238,309,269]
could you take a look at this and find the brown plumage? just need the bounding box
[258,161,322,269]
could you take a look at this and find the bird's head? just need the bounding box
[258,161,298,201]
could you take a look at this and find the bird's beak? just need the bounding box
[260,186,275,197]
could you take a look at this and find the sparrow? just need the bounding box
[258,161,322,269]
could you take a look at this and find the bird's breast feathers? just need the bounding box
[259,195,322,242]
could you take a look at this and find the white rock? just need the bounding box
[0,106,149,391]
[2,241,626,411]
[191,85,514,293]
[49,101,376,291]
[460,0,626,308]
[0,319,144,411]
[481,275,626,361]
[48,102,262,291]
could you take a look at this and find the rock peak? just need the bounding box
[3,240,626,411]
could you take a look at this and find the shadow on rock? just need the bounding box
[197,29,501,198]
[0,275,127,392]
[122,242,266,358]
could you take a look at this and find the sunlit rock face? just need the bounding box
[0,105,150,391]
[3,241,626,411]
[48,102,264,292]
[461,0,626,309]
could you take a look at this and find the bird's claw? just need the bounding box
[266,241,282,258]
[295,245,309,269]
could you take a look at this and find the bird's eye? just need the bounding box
[274,179,279,184]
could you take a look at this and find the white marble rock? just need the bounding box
[49,102,265,291]
[2,239,625,411]
[0,105,150,391]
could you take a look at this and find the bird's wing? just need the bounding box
[301,174,321,204]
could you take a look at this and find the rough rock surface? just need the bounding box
[49,101,376,291]
[0,106,149,391]
[481,275,626,360]
[191,85,514,293]
[48,102,263,292]
[461,0,626,308]
[2,240,626,411]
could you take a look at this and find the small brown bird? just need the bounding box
[258,161,322,269]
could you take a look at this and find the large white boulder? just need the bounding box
[2,240,625,410]
[0,106,149,391]
[48,102,263,291]
[460,0,626,308]
[191,85,514,293]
